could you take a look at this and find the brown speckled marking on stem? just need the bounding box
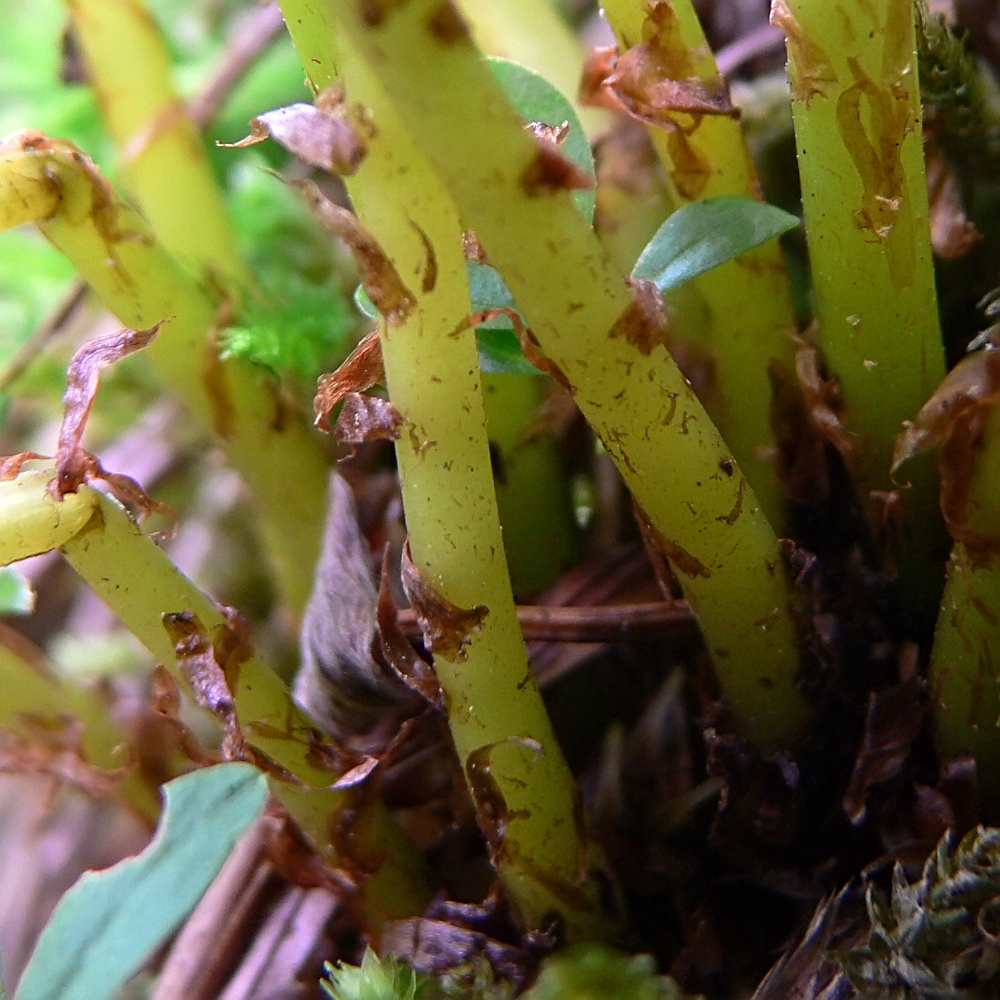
[644,517,712,578]
[716,476,746,526]
[359,0,410,28]
[426,1,470,44]
[408,218,438,292]
[465,739,540,863]
[608,278,669,355]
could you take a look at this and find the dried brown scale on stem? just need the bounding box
[295,180,417,326]
[893,337,1000,554]
[219,84,372,176]
[582,4,737,124]
[399,542,489,663]
[54,323,162,495]
[377,553,446,712]
[0,323,176,527]
[314,329,385,431]
[332,393,403,447]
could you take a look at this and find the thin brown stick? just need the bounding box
[397,601,695,643]
[188,2,287,130]
[0,282,89,393]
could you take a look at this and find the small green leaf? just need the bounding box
[467,262,541,375]
[631,196,800,292]
[487,58,596,222]
[0,566,34,615]
[476,328,541,375]
[14,763,268,1000]
[468,260,517,315]
[354,255,541,375]
[354,284,379,319]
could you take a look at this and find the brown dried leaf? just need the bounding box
[315,329,385,432]
[892,341,1000,541]
[332,755,380,789]
[332,392,403,446]
[400,541,489,662]
[582,9,733,201]
[0,452,49,481]
[842,675,926,825]
[53,323,162,498]
[465,738,541,863]
[295,179,416,326]
[376,550,446,710]
[836,70,913,282]
[218,86,370,176]
[610,277,670,355]
[163,611,243,751]
[794,336,854,462]
[86,457,178,531]
[142,664,219,770]
[583,3,737,128]
[159,608,299,782]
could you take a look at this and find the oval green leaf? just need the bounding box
[14,763,268,1000]
[631,195,800,292]
[487,57,595,222]
[468,261,541,375]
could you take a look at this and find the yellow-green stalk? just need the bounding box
[320,0,808,747]
[0,466,430,923]
[483,374,577,597]
[927,407,1000,806]
[440,0,589,594]
[280,3,615,938]
[454,0,606,134]
[0,133,327,611]
[64,0,247,288]
[0,641,160,820]
[601,0,798,529]
[774,0,946,608]
[0,474,159,819]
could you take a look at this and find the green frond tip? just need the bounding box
[321,950,430,1000]
[521,946,691,1000]
[320,947,692,1000]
